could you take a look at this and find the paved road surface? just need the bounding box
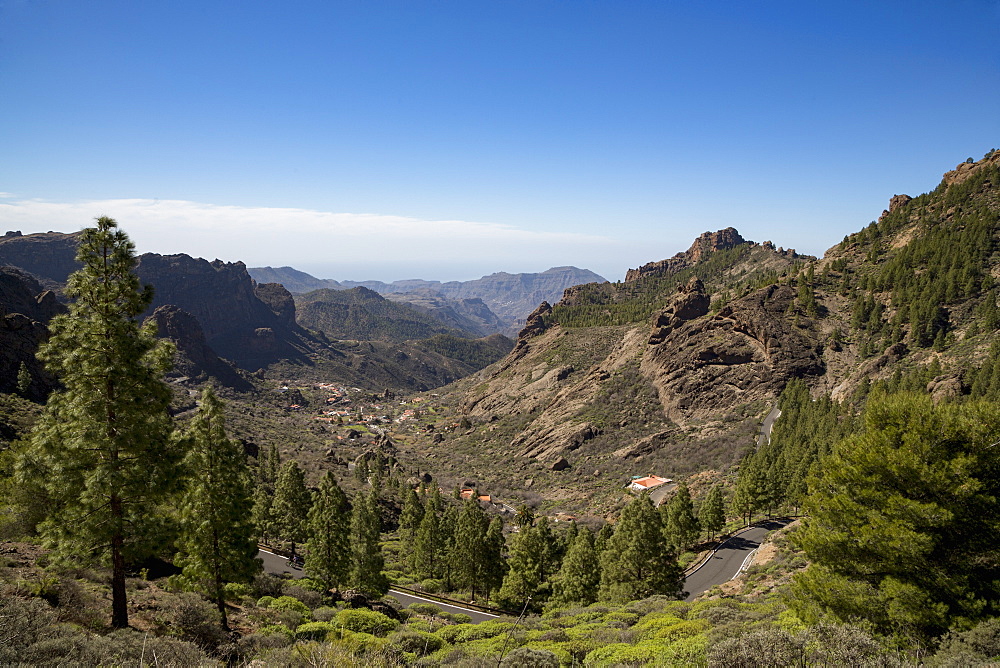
[257,549,498,623]
[683,518,792,602]
[758,405,782,448]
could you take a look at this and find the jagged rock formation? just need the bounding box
[145,305,254,391]
[648,277,710,345]
[0,230,82,293]
[134,254,303,369]
[642,282,825,421]
[0,267,64,400]
[625,228,748,282]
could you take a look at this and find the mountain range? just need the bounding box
[248,265,607,335]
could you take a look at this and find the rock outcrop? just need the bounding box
[145,305,254,391]
[0,230,82,292]
[642,283,825,421]
[648,277,710,345]
[878,194,912,223]
[625,228,748,283]
[0,267,64,399]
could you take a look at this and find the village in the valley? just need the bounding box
[273,380,676,523]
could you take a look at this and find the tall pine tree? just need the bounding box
[350,490,389,596]
[551,529,600,607]
[305,471,352,592]
[600,495,684,604]
[16,217,183,629]
[272,460,311,555]
[173,388,260,630]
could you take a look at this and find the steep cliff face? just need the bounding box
[0,230,82,292]
[136,254,284,343]
[0,267,64,400]
[144,305,254,391]
[641,281,825,423]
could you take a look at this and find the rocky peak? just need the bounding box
[941,151,1000,188]
[625,227,749,283]
[878,194,912,223]
[648,277,710,345]
[517,301,552,340]
[254,282,297,326]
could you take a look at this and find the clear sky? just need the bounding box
[1,1,998,282]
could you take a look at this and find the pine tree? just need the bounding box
[15,217,183,629]
[496,522,547,611]
[173,388,260,630]
[551,529,600,607]
[250,486,276,544]
[664,483,700,552]
[16,362,31,397]
[792,393,1000,642]
[699,485,726,541]
[413,506,442,580]
[350,490,389,596]
[452,499,489,598]
[305,471,352,592]
[599,495,683,604]
[440,504,460,590]
[272,461,311,555]
[399,488,425,569]
[481,516,507,603]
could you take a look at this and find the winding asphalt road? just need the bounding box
[257,548,499,623]
[682,518,792,601]
[758,405,782,448]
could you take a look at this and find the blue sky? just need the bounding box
[1,1,998,282]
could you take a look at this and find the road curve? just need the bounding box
[758,405,782,448]
[683,518,792,602]
[257,549,498,623]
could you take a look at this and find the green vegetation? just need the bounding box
[793,393,1000,644]
[172,388,260,630]
[414,333,513,369]
[296,287,473,342]
[13,217,184,629]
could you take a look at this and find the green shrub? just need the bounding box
[455,620,517,642]
[256,595,276,608]
[293,577,329,593]
[419,578,444,593]
[500,646,560,667]
[450,613,472,624]
[632,612,686,641]
[335,608,399,637]
[294,621,338,641]
[312,606,338,622]
[583,642,631,665]
[436,623,474,644]
[257,624,294,639]
[658,633,709,665]
[268,595,311,618]
[223,582,253,601]
[408,602,443,617]
[650,619,709,642]
[603,611,640,627]
[388,629,444,656]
